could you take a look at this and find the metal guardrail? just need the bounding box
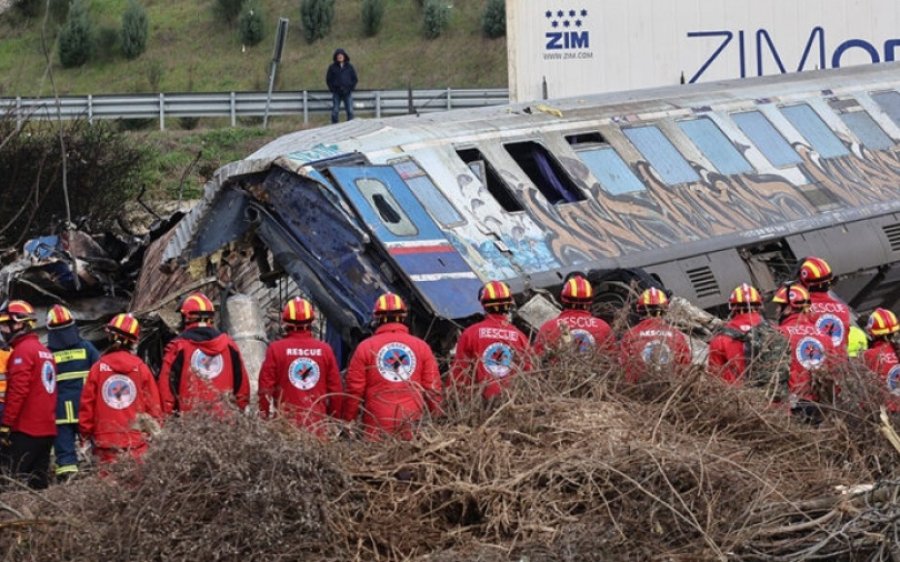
[0,88,510,130]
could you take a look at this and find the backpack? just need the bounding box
[720,321,791,402]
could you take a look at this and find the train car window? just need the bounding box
[565,132,605,146]
[576,147,645,195]
[731,111,802,168]
[456,148,525,212]
[355,178,419,236]
[872,91,900,128]
[623,126,700,185]
[677,118,753,175]
[503,141,586,204]
[840,111,894,150]
[781,104,849,159]
[391,159,465,227]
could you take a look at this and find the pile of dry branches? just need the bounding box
[1,356,898,561]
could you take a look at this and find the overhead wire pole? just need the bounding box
[263,18,289,130]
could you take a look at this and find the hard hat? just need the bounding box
[729,283,762,309]
[106,313,141,342]
[799,257,833,287]
[637,287,669,312]
[480,280,514,309]
[786,284,811,310]
[0,300,36,323]
[373,293,407,317]
[772,286,789,305]
[282,297,315,325]
[46,304,75,329]
[866,308,900,338]
[179,292,216,321]
[560,275,593,304]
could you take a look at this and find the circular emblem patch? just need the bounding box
[640,341,672,365]
[796,336,826,370]
[41,361,56,394]
[482,342,514,378]
[816,314,845,348]
[288,358,320,391]
[376,343,416,382]
[190,349,224,380]
[571,329,596,353]
[887,365,900,396]
[102,374,137,410]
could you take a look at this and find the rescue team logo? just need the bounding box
[571,329,595,353]
[816,314,845,347]
[102,374,137,410]
[640,341,672,365]
[796,337,826,370]
[190,349,224,380]
[887,365,900,395]
[482,342,514,378]
[288,358,320,391]
[376,343,416,382]
[41,361,56,394]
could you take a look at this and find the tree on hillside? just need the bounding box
[481,0,505,38]
[58,0,94,68]
[121,0,149,60]
[215,0,243,23]
[300,0,334,43]
[422,0,450,39]
[361,0,384,37]
[239,0,265,46]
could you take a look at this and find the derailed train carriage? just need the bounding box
[137,62,900,363]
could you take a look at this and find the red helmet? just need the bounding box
[179,292,216,322]
[561,275,593,304]
[47,304,75,329]
[106,313,141,342]
[799,257,833,287]
[786,285,811,310]
[373,293,407,317]
[637,287,669,313]
[480,280,514,309]
[772,286,789,305]
[282,297,315,325]
[867,308,900,338]
[0,300,36,323]
[728,283,762,309]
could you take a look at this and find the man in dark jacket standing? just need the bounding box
[326,48,358,124]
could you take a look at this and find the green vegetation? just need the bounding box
[299,0,334,43]
[422,0,449,39]
[58,0,94,68]
[360,0,383,38]
[215,0,244,23]
[238,0,264,46]
[0,0,507,95]
[121,0,148,59]
[481,0,504,39]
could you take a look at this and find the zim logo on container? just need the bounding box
[544,8,590,51]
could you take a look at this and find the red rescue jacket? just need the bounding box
[619,317,692,382]
[534,309,614,356]
[2,332,57,437]
[342,323,442,440]
[863,340,900,412]
[258,330,343,430]
[707,312,765,384]
[450,314,532,400]
[779,313,837,403]
[807,290,851,354]
[158,327,250,415]
[79,350,162,450]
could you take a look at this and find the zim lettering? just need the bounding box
[545,31,590,50]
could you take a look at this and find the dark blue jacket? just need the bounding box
[48,326,100,424]
[325,48,358,96]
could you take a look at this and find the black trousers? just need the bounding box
[1,432,55,490]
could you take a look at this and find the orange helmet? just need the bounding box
[799,257,833,287]
[106,313,141,343]
[282,297,315,325]
[561,275,593,304]
[480,280,514,310]
[867,308,900,338]
[47,304,75,329]
[728,283,762,309]
[786,284,811,310]
[636,287,669,313]
[373,293,407,317]
[772,285,790,305]
[179,292,216,322]
[0,300,36,323]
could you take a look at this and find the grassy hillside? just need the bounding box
[0,0,508,96]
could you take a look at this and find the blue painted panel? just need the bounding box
[678,118,753,175]
[576,147,646,194]
[623,126,700,185]
[781,104,849,158]
[872,91,900,128]
[391,250,472,276]
[841,111,894,150]
[732,111,802,168]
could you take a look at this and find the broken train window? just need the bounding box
[503,140,587,204]
[355,178,419,236]
[391,158,465,227]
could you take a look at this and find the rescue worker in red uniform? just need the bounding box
[861,308,900,413]
[258,297,343,433]
[158,293,250,415]
[79,314,162,464]
[775,284,836,424]
[0,334,9,420]
[534,275,613,357]
[708,284,766,384]
[451,281,532,400]
[619,288,692,382]
[0,300,57,489]
[798,257,851,356]
[342,293,442,440]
